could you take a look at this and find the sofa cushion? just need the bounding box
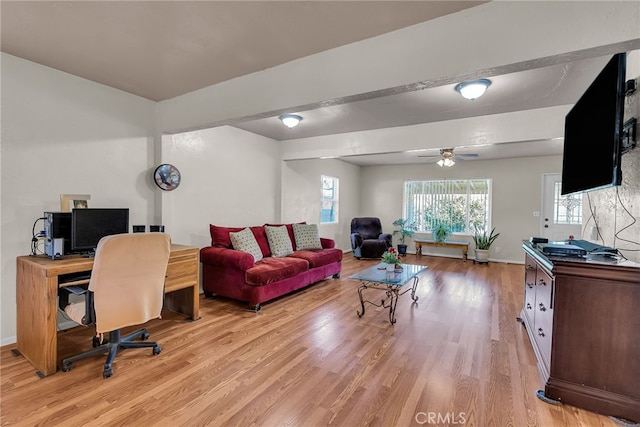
[265,225,294,257]
[288,248,343,269]
[210,225,243,248]
[249,226,271,257]
[210,224,271,257]
[293,223,322,250]
[245,257,309,286]
[229,227,263,263]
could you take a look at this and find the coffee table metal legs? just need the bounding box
[356,277,420,324]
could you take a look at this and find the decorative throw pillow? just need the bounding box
[265,222,305,250]
[293,223,322,250]
[265,225,294,257]
[229,227,263,262]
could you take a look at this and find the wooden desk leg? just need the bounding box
[462,246,468,262]
[16,260,58,377]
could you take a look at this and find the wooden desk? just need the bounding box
[414,239,469,261]
[15,244,200,377]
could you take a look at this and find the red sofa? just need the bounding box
[200,223,343,311]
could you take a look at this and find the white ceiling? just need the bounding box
[1,1,637,166]
[1,1,484,101]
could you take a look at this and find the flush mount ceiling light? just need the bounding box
[454,78,492,100]
[279,114,303,128]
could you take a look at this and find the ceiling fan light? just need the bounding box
[454,79,492,100]
[279,114,302,128]
[437,157,455,167]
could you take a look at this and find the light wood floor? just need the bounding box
[1,254,621,426]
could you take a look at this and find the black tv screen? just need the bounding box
[71,208,129,253]
[561,52,626,195]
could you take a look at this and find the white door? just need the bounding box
[541,174,583,241]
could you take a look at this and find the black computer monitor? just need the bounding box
[71,208,129,254]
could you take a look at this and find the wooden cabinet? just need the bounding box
[520,243,640,423]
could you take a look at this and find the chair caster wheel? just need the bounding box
[152,345,162,355]
[61,362,73,372]
[141,332,150,340]
[103,367,113,378]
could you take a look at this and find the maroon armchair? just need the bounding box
[350,217,392,259]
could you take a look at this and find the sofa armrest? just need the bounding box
[200,247,254,271]
[320,237,335,249]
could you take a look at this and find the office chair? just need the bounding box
[59,233,171,378]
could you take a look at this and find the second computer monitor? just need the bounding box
[71,208,129,254]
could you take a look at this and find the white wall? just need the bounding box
[357,156,564,263]
[159,126,281,250]
[0,54,157,345]
[281,158,360,251]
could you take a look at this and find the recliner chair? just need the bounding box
[59,233,171,378]
[350,217,392,259]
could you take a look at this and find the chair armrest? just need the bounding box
[320,238,335,249]
[350,233,363,248]
[379,233,393,247]
[200,246,255,271]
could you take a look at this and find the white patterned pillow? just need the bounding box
[265,225,294,257]
[293,223,322,250]
[229,227,263,262]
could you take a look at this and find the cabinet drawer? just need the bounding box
[534,268,554,368]
[536,268,553,309]
[524,255,537,324]
[534,306,553,368]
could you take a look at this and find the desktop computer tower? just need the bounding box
[44,211,71,259]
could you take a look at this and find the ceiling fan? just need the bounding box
[418,148,479,167]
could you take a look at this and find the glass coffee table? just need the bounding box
[349,263,426,324]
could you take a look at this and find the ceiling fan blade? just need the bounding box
[456,153,479,158]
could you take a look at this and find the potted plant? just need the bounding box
[381,248,402,271]
[472,227,500,263]
[432,222,450,243]
[392,218,415,256]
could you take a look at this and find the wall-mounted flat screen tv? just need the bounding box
[561,52,626,195]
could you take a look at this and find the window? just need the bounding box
[321,175,339,224]
[403,179,492,234]
[554,182,582,224]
